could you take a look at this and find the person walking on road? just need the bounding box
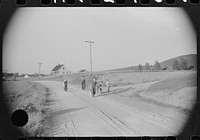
[105,79,110,93]
[91,77,97,97]
[81,76,86,90]
[99,81,103,94]
[64,79,68,92]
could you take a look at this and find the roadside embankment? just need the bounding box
[2,81,52,136]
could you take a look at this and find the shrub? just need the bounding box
[154,61,161,70]
[172,59,179,70]
[187,66,195,70]
[138,64,142,70]
[179,58,187,70]
[145,63,150,70]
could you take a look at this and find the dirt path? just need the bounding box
[36,81,189,136]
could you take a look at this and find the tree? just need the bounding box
[150,65,154,71]
[138,64,142,71]
[179,58,187,70]
[14,73,19,77]
[145,63,150,70]
[154,61,161,70]
[172,59,179,70]
[13,73,19,81]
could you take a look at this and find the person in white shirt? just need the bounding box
[91,77,97,97]
[105,80,110,92]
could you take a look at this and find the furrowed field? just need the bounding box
[2,81,52,136]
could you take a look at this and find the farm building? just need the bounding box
[51,64,71,75]
[24,74,29,78]
[80,69,86,72]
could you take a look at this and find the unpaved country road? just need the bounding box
[36,81,189,136]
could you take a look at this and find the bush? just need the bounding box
[172,59,179,70]
[138,64,142,70]
[179,58,187,70]
[154,61,161,70]
[145,63,150,70]
[187,66,195,70]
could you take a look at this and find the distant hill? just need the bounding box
[160,54,196,70]
[111,54,197,71]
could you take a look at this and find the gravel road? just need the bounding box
[37,81,188,136]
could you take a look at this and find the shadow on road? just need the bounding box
[44,99,61,106]
[46,107,87,118]
[95,87,134,98]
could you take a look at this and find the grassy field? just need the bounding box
[100,70,197,113]
[45,70,196,113]
[14,70,197,114]
[140,71,197,112]
[2,70,196,137]
[34,70,196,87]
[2,81,52,136]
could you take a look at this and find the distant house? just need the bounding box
[80,69,86,72]
[31,73,40,77]
[51,64,71,75]
[161,67,167,70]
[24,74,29,78]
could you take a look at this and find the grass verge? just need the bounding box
[2,81,52,136]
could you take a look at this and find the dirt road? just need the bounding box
[37,81,189,136]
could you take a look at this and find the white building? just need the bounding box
[24,74,29,78]
[51,64,71,75]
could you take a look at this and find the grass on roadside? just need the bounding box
[3,81,52,136]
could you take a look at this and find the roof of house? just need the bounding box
[51,64,64,71]
[80,69,86,72]
[24,74,29,78]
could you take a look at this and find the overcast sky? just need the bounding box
[3,7,196,74]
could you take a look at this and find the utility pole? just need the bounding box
[38,62,42,76]
[85,41,95,77]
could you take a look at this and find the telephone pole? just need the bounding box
[38,62,42,76]
[85,41,95,77]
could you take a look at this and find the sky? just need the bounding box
[3,7,196,74]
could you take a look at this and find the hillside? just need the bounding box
[111,54,197,71]
[160,54,197,70]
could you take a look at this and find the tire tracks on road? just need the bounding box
[69,87,142,136]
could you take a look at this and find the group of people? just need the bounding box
[63,76,86,92]
[63,75,111,97]
[91,77,110,97]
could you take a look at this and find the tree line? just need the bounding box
[138,58,192,71]
[138,61,161,71]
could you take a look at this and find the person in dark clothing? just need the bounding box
[64,79,68,92]
[91,78,97,97]
[81,76,86,90]
[99,81,103,93]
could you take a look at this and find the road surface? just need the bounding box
[37,81,189,136]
